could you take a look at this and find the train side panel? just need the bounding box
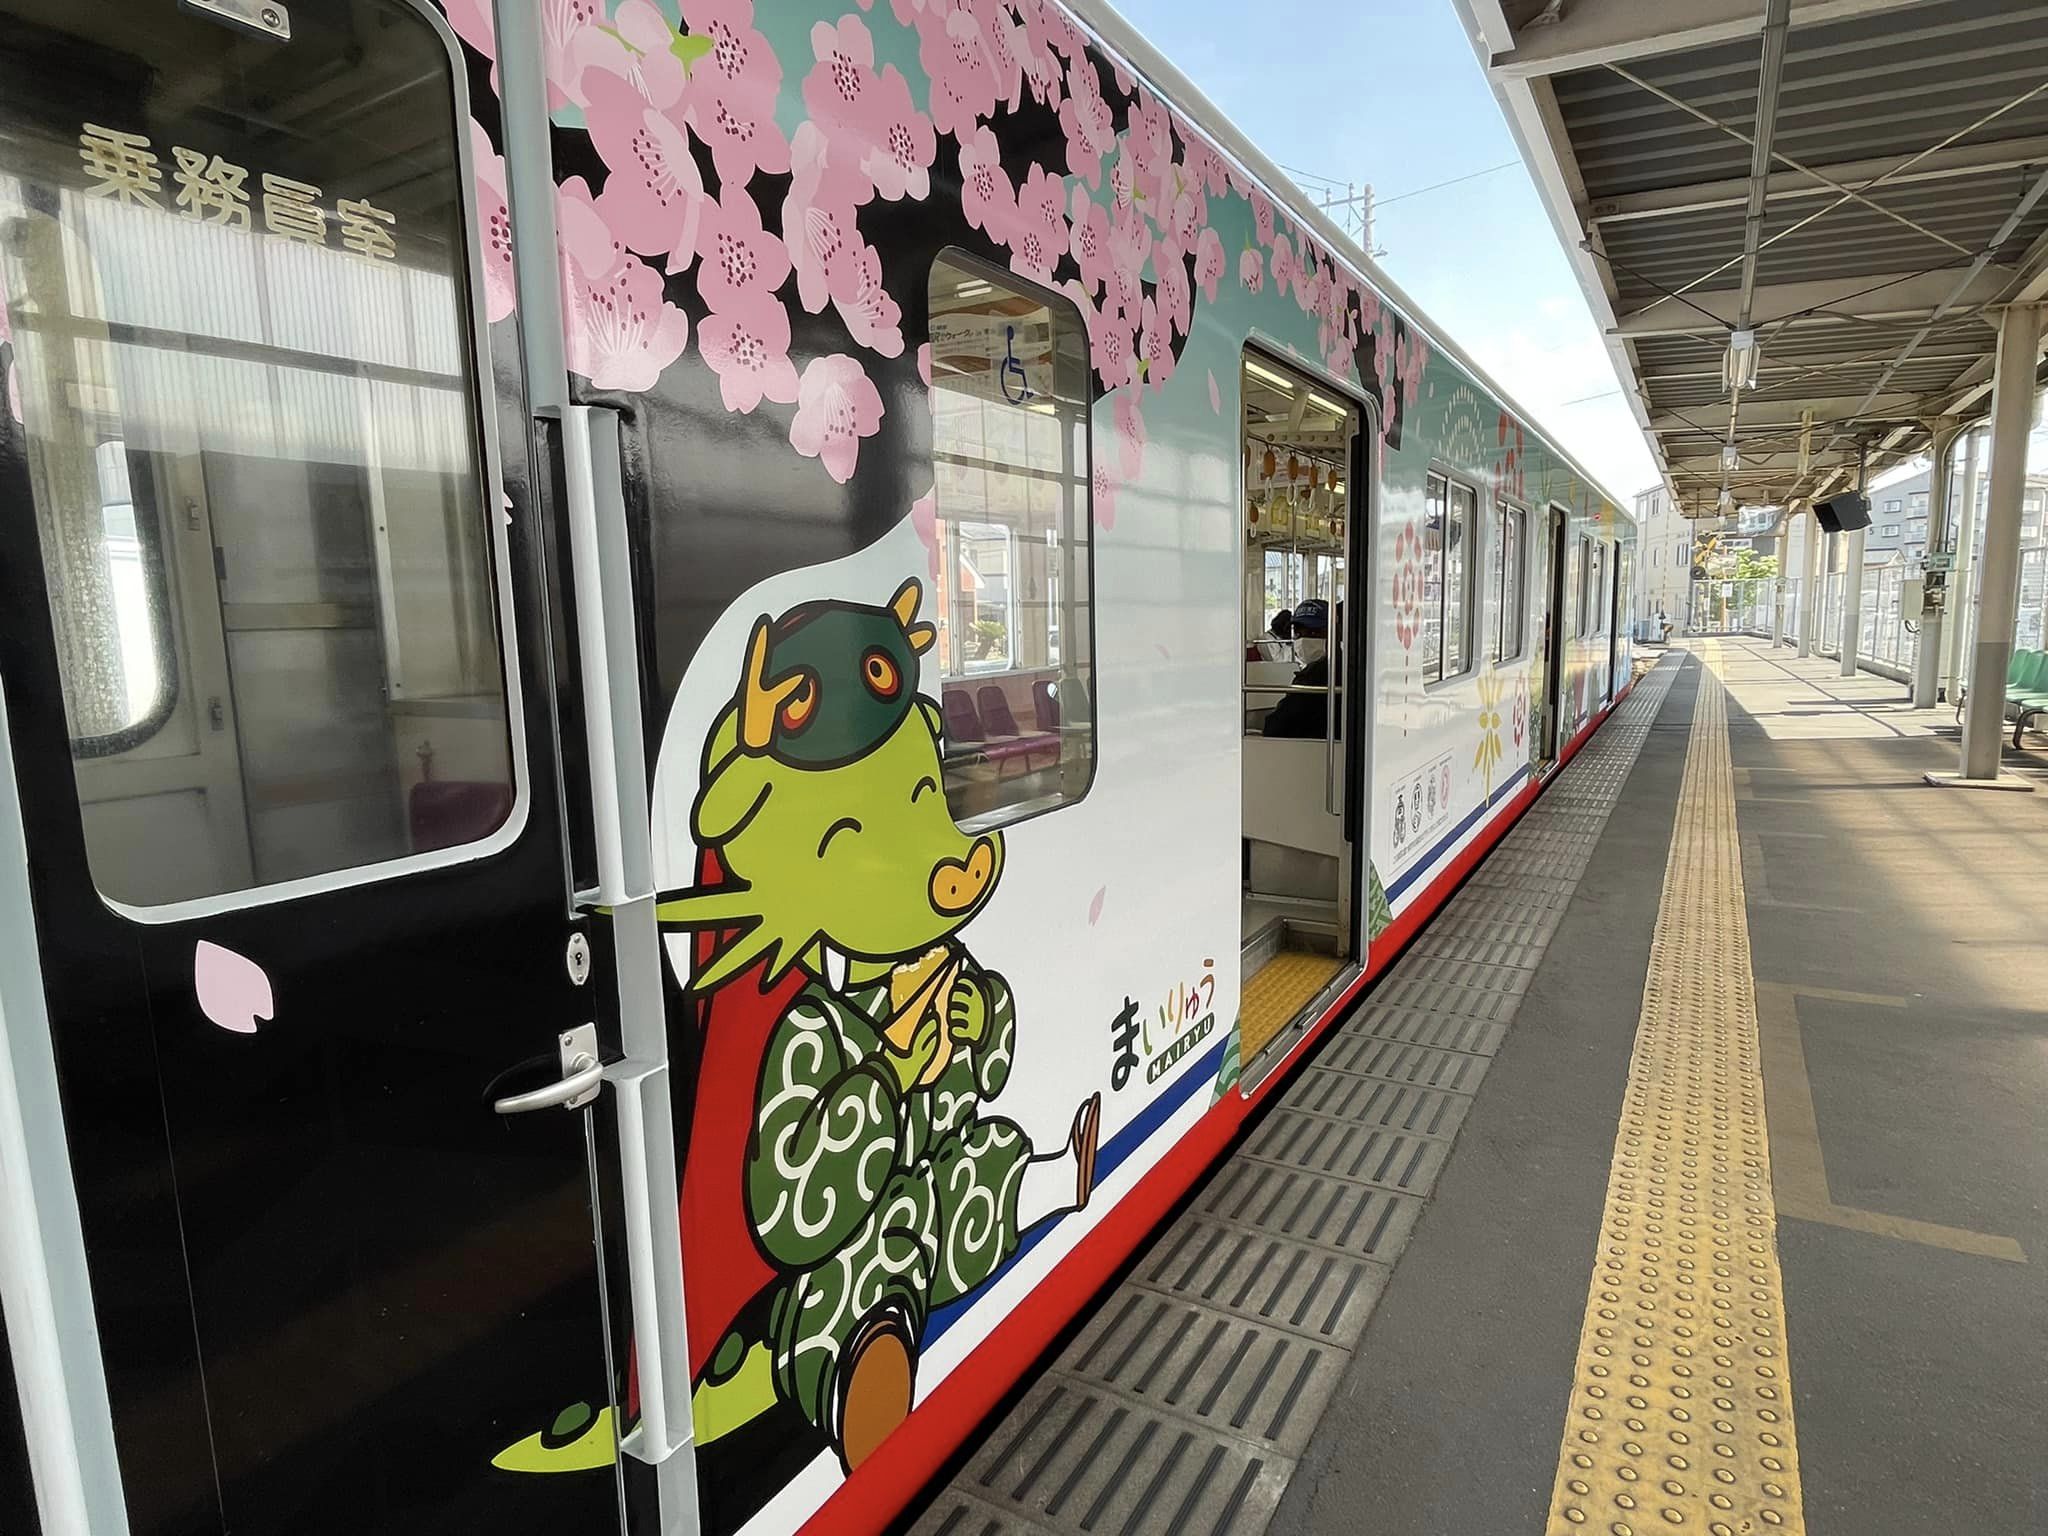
[422,5,1637,1535]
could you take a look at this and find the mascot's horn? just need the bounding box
[740,617,807,753]
[890,577,936,655]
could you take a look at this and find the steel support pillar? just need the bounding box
[1942,427,1984,702]
[1796,510,1819,657]
[1838,526,1867,676]
[1913,420,1963,708]
[1942,303,2043,787]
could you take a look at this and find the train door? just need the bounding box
[0,5,635,1534]
[1238,350,1365,1073]
[1607,539,1625,700]
[1539,505,1569,765]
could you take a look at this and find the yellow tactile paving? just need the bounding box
[1238,950,1342,1062]
[1547,644,1806,1536]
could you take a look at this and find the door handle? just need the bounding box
[494,1023,604,1114]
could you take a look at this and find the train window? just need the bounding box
[1575,535,1592,636]
[1493,501,1526,662]
[0,0,513,908]
[1423,472,1477,684]
[927,251,1095,831]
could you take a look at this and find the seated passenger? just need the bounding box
[1247,607,1294,661]
[1262,598,1336,738]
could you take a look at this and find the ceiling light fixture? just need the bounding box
[1306,390,1348,417]
[1243,359,1296,392]
[1722,328,1759,393]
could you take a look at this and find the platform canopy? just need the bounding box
[1453,0,2048,516]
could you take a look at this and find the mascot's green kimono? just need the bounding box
[659,578,1100,1473]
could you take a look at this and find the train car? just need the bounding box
[0,1,1634,1534]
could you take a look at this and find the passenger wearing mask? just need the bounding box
[1261,598,1337,738]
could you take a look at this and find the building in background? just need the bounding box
[1633,484,1689,632]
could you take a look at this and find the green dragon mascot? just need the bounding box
[659,577,1102,1475]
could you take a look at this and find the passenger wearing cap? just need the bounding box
[1261,598,1337,738]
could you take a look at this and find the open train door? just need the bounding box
[0,4,641,1533]
[1237,348,1370,1079]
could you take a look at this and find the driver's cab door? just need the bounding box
[0,3,637,1532]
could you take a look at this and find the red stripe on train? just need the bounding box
[801,689,1628,1536]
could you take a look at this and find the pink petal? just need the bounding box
[195,941,273,1035]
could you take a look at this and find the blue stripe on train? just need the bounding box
[1385,761,1532,903]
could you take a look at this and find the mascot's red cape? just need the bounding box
[630,848,806,1420]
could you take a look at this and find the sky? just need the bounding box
[1107,0,1664,500]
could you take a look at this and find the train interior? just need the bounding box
[1239,352,1358,1069]
[927,251,1096,830]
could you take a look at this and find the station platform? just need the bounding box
[912,638,2048,1536]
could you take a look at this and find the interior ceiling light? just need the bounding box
[1243,358,1296,392]
[1305,390,1348,417]
[1722,328,1759,393]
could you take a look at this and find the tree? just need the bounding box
[1732,549,1779,580]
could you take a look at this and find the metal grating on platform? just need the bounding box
[913,664,1680,1536]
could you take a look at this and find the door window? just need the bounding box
[0,0,511,908]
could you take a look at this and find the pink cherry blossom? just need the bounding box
[1068,189,1113,296]
[917,342,933,385]
[1251,188,1275,247]
[911,486,940,577]
[680,0,791,186]
[803,15,937,203]
[1105,207,1151,317]
[1137,296,1174,393]
[1239,246,1265,293]
[557,179,689,392]
[695,185,791,314]
[784,124,870,315]
[958,124,1017,245]
[1018,22,1062,105]
[1109,145,1135,214]
[1127,91,1175,207]
[1270,233,1297,298]
[470,119,516,324]
[1113,388,1145,479]
[1207,370,1222,414]
[445,0,496,60]
[1091,459,1117,529]
[1183,133,1229,198]
[1112,60,1135,96]
[540,0,609,109]
[833,242,905,358]
[1033,0,1088,62]
[920,2,998,140]
[789,354,885,484]
[1164,176,1202,251]
[586,72,705,268]
[1068,281,1136,391]
[1058,59,1116,187]
[1194,227,1226,301]
[1155,245,1192,339]
[1009,163,1068,285]
[569,0,688,110]
[974,0,1026,112]
[699,289,800,413]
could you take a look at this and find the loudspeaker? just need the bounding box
[1814,492,1871,534]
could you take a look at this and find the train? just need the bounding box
[0,0,1635,1533]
